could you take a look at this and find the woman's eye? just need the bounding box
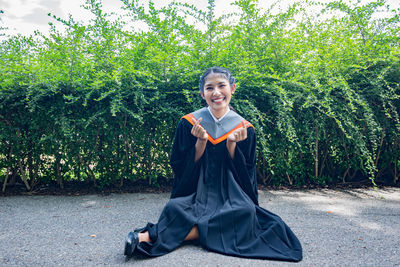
[206,87,213,90]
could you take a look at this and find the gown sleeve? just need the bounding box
[227,127,259,205]
[169,119,201,198]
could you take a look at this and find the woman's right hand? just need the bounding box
[191,117,208,141]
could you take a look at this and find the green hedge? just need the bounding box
[1,0,399,191]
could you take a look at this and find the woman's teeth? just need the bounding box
[212,97,224,103]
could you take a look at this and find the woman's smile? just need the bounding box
[212,96,225,104]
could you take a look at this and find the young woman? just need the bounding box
[124,67,302,261]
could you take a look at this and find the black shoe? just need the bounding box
[124,231,139,257]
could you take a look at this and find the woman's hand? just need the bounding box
[227,121,248,143]
[191,117,208,141]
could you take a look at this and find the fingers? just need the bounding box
[192,117,202,127]
[242,121,248,137]
[242,121,247,137]
[193,117,202,130]
[231,122,247,142]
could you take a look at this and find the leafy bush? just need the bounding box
[0,0,399,192]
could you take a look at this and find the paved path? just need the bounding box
[1,187,400,266]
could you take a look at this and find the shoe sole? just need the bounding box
[124,237,132,256]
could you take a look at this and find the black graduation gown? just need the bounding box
[136,109,302,262]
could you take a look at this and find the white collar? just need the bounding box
[207,106,230,123]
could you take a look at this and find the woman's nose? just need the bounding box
[212,88,221,95]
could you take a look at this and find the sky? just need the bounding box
[0,0,399,39]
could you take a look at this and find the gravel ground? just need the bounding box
[1,187,399,266]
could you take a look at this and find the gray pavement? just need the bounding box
[1,187,400,266]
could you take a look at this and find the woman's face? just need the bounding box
[201,73,236,118]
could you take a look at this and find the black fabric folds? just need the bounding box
[136,118,303,261]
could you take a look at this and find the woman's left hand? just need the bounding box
[227,121,248,143]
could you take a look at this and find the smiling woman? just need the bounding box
[124,67,303,261]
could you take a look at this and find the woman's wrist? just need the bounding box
[226,139,236,159]
[226,138,237,146]
[197,137,208,143]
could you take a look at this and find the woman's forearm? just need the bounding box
[226,140,236,159]
[194,138,207,162]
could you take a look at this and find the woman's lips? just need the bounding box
[212,97,225,103]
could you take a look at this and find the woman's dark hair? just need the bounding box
[199,67,235,92]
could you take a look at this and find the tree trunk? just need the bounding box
[121,115,129,187]
[28,150,34,185]
[314,125,319,179]
[391,161,399,184]
[76,158,81,182]
[18,160,31,191]
[286,172,293,185]
[55,153,64,190]
[342,167,350,183]
[2,168,10,193]
[394,138,400,184]
[2,146,14,192]
[285,149,292,185]
[319,146,328,179]
[373,130,385,177]
[341,131,350,183]
[29,159,39,188]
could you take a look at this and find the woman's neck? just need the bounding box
[208,106,229,120]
